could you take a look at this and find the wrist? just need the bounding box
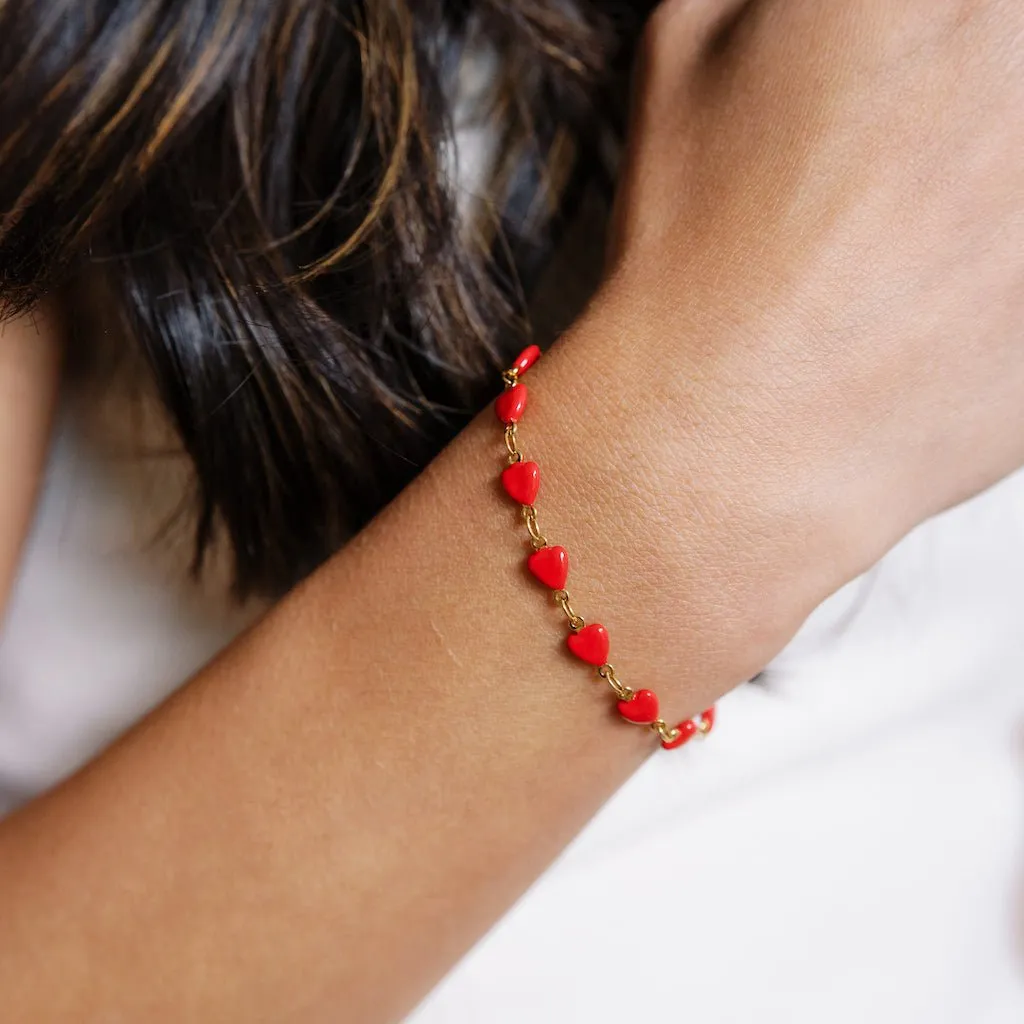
[511,294,818,712]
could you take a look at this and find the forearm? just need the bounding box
[0,298,797,1023]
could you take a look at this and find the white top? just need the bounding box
[2,397,1023,1023]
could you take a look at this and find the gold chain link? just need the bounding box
[522,505,547,550]
[504,423,523,464]
[596,663,635,702]
[650,719,681,744]
[552,589,585,630]
[501,368,519,388]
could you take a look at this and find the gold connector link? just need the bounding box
[522,504,547,550]
[504,423,523,464]
[553,589,585,631]
[597,663,635,702]
[650,719,681,744]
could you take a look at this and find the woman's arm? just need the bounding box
[5,0,1024,1021]
[0,301,786,1023]
[0,306,60,622]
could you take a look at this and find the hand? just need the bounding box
[571,0,1024,670]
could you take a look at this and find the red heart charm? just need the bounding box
[495,383,528,424]
[511,344,541,375]
[527,545,569,589]
[566,623,609,666]
[661,718,697,750]
[501,461,540,505]
[617,688,660,725]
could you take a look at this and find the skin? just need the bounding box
[0,307,61,619]
[3,0,1024,1020]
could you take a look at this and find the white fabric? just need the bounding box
[2,415,1023,1022]
[0,415,260,809]
[412,469,1024,1024]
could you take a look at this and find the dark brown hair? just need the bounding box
[0,0,646,595]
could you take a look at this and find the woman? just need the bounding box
[1,0,1023,1020]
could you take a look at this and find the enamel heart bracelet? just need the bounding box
[494,345,716,750]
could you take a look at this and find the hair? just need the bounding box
[0,0,648,596]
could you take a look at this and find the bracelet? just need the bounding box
[494,345,716,750]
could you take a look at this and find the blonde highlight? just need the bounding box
[0,0,648,595]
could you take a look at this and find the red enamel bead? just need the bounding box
[495,383,528,424]
[511,345,541,376]
[661,719,698,750]
[527,545,569,589]
[700,706,716,733]
[566,623,609,666]
[501,461,540,505]
[617,688,660,725]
